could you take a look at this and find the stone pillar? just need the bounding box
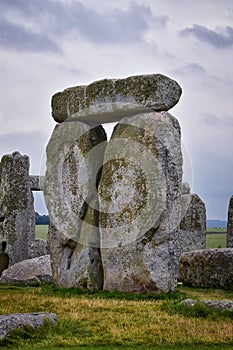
[227,195,233,248]
[0,152,35,268]
[44,121,106,291]
[179,190,206,254]
[98,111,183,293]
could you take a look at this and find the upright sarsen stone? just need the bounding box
[179,192,206,254]
[98,111,183,293]
[227,195,233,248]
[44,121,106,290]
[0,152,35,268]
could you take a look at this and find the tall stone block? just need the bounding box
[98,111,183,293]
[227,195,233,248]
[0,152,35,268]
[44,121,106,291]
[179,191,206,254]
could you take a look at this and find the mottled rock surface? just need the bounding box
[0,313,57,339]
[0,255,52,285]
[29,239,48,259]
[179,193,206,254]
[179,248,233,290]
[180,299,233,312]
[227,195,233,248]
[0,152,35,269]
[99,111,183,293]
[44,121,106,291]
[51,74,182,124]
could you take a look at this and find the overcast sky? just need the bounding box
[0,0,233,219]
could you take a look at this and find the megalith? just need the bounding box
[98,111,183,293]
[51,74,182,124]
[179,248,233,290]
[44,121,106,291]
[227,195,233,248]
[0,152,35,270]
[179,188,206,254]
[47,73,183,293]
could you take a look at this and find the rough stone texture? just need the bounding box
[28,239,48,259]
[0,152,35,270]
[29,176,45,191]
[179,248,233,290]
[51,74,182,124]
[44,121,106,291]
[0,255,52,285]
[227,195,233,248]
[98,111,183,293]
[179,193,206,255]
[0,313,57,339]
[179,299,233,312]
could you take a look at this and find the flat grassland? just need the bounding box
[0,284,232,350]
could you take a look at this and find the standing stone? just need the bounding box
[0,152,35,270]
[51,74,182,124]
[179,192,206,254]
[44,121,106,291]
[227,195,233,248]
[98,111,183,293]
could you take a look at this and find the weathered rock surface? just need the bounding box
[0,255,52,285]
[227,195,233,248]
[179,193,206,255]
[44,121,106,290]
[98,111,183,293]
[0,152,35,269]
[179,299,233,312]
[29,176,45,191]
[0,313,57,339]
[29,239,48,259]
[179,248,233,290]
[51,74,182,124]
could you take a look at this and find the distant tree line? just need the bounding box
[35,212,50,225]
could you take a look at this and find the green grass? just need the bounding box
[35,225,48,239]
[206,233,227,249]
[0,284,232,350]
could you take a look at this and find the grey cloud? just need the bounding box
[171,63,206,77]
[181,24,233,49]
[202,113,233,127]
[0,0,166,52]
[0,20,61,52]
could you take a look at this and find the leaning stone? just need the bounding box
[0,152,35,267]
[0,255,52,285]
[179,193,206,255]
[99,111,183,293]
[179,248,233,290]
[44,121,106,291]
[51,74,182,124]
[0,313,57,339]
[227,195,233,247]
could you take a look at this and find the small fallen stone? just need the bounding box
[0,313,57,339]
[179,299,233,312]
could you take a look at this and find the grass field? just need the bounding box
[0,284,232,350]
[35,225,227,249]
[35,225,48,240]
